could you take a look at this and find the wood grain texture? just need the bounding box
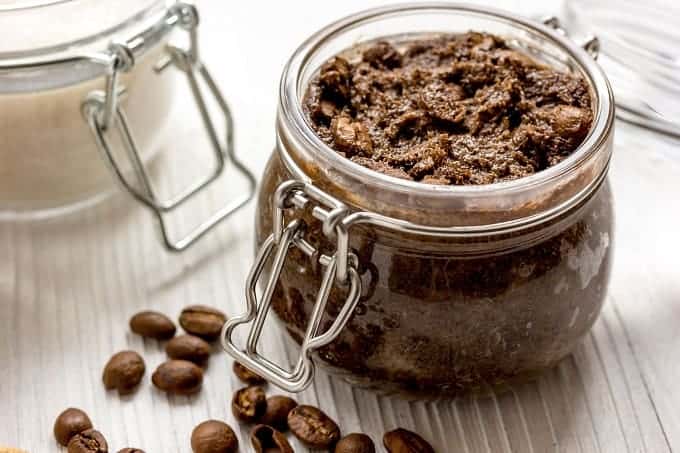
[1,1,679,452]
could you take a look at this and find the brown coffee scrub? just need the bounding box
[304,33,592,185]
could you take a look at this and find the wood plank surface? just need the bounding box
[1,1,678,452]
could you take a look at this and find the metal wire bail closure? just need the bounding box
[221,180,362,392]
[82,2,256,252]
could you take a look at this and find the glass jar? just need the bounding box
[223,4,615,398]
[0,0,255,250]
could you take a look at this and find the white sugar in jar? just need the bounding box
[0,0,178,214]
[0,1,256,249]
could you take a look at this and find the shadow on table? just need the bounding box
[331,353,595,453]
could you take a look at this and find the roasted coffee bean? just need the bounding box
[232,361,266,385]
[117,449,145,453]
[231,386,267,423]
[179,305,227,341]
[288,404,340,448]
[129,310,176,340]
[102,351,145,395]
[258,395,297,432]
[54,408,93,446]
[383,428,434,453]
[191,420,238,453]
[152,360,203,395]
[67,429,108,453]
[166,334,211,365]
[250,424,293,453]
[335,433,376,453]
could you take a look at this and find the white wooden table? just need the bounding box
[1,1,679,452]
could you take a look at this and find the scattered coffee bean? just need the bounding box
[67,429,108,453]
[335,433,376,453]
[191,420,238,453]
[232,361,266,385]
[152,360,203,395]
[179,305,226,341]
[166,334,211,366]
[231,386,267,423]
[250,424,293,453]
[288,404,340,448]
[54,408,93,446]
[383,428,434,453]
[117,449,144,453]
[258,395,298,432]
[102,351,145,395]
[129,311,176,340]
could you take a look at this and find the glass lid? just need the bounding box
[0,0,165,57]
[564,0,680,140]
[0,0,175,92]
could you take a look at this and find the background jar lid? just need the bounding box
[0,0,161,55]
[563,0,680,140]
[0,0,172,91]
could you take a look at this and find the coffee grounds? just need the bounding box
[304,32,593,185]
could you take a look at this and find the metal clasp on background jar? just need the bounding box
[82,2,256,251]
[222,4,615,395]
[0,0,254,251]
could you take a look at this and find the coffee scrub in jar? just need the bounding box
[223,4,615,398]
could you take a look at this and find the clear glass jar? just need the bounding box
[223,4,615,398]
[0,0,256,250]
[0,0,176,214]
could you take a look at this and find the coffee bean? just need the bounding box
[288,404,340,448]
[231,386,267,423]
[54,408,93,446]
[152,360,203,395]
[179,305,226,341]
[129,311,176,340]
[191,420,238,453]
[233,361,266,384]
[67,429,108,453]
[258,395,297,432]
[250,424,293,453]
[383,428,434,453]
[117,449,145,453]
[166,334,211,366]
[335,433,376,453]
[102,351,145,395]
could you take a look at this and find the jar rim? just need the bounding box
[0,0,73,11]
[278,2,615,201]
[0,0,170,68]
[0,0,176,92]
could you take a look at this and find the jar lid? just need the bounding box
[0,0,162,55]
[0,0,172,91]
[564,0,680,139]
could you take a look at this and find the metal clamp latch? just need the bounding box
[221,180,362,392]
[82,2,256,251]
[541,16,600,60]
